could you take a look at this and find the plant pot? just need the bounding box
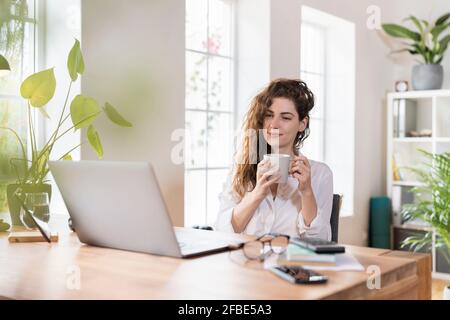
[444,286,450,300]
[411,64,443,90]
[6,183,52,226]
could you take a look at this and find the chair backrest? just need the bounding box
[330,194,343,242]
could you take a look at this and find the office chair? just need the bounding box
[330,194,343,243]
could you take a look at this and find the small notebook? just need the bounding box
[277,244,336,266]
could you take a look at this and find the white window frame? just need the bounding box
[185,0,236,226]
[300,6,355,217]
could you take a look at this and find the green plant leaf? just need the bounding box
[103,102,132,127]
[438,34,450,55]
[20,68,56,107]
[87,125,103,158]
[67,39,85,81]
[70,95,101,130]
[404,16,424,34]
[62,154,72,160]
[431,22,450,40]
[382,23,421,41]
[0,219,10,232]
[435,12,450,26]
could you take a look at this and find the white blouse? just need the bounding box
[214,160,334,240]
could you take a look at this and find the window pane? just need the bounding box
[206,168,229,226]
[8,0,34,19]
[185,110,207,168]
[300,22,325,74]
[21,19,35,79]
[208,56,231,111]
[208,0,232,56]
[300,72,324,118]
[300,118,323,161]
[0,99,28,180]
[186,51,207,110]
[184,169,206,227]
[186,0,207,52]
[206,112,233,167]
[0,20,35,95]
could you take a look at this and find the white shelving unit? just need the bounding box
[387,89,450,280]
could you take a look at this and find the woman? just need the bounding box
[215,78,333,240]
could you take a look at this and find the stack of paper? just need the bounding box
[269,245,365,272]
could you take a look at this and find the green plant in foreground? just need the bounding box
[0,39,132,188]
[401,149,450,263]
[382,13,450,64]
[0,218,9,231]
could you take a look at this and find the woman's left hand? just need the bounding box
[289,155,312,193]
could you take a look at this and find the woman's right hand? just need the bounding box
[252,159,281,201]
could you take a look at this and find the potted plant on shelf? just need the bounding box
[1,39,132,228]
[401,150,449,269]
[382,12,450,90]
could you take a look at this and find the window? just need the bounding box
[185,0,235,226]
[300,6,355,216]
[0,0,36,213]
[300,22,326,162]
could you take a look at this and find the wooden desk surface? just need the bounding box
[0,219,431,300]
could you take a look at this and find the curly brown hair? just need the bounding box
[232,78,315,200]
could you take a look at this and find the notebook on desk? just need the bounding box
[277,244,337,267]
[49,160,244,258]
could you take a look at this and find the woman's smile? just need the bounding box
[268,132,283,137]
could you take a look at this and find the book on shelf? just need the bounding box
[394,99,417,138]
[392,152,404,181]
[393,99,399,138]
[276,244,337,267]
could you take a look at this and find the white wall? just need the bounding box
[80,0,185,226]
[235,0,271,125]
[269,0,450,246]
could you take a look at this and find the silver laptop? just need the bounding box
[49,160,243,258]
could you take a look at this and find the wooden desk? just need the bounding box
[0,221,431,300]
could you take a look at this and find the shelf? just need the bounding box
[393,138,432,143]
[393,137,450,143]
[388,89,450,99]
[388,90,450,276]
[392,181,424,187]
[393,223,434,232]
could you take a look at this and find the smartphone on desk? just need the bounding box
[290,237,345,254]
[269,266,328,284]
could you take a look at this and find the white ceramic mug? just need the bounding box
[263,153,292,184]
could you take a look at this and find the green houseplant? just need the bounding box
[382,12,450,90]
[1,39,132,228]
[401,150,450,265]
